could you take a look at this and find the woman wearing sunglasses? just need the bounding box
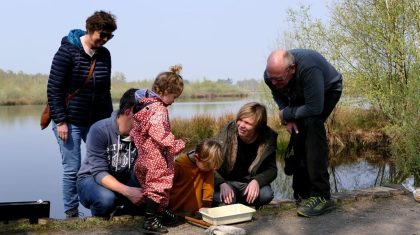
[47,10,117,218]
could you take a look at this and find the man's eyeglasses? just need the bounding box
[267,65,292,82]
[99,31,114,40]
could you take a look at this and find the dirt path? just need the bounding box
[240,194,419,235]
[4,186,419,234]
[165,188,420,235]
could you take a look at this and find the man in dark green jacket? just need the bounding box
[213,102,278,208]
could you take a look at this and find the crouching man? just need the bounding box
[77,88,144,218]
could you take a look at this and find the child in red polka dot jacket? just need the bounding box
[130,64,186,234]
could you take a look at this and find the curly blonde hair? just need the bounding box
[152,64,184,97]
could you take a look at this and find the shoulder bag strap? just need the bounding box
[64,58,97,103]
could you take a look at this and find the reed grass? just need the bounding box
[170,106,389,158]
[171,113,236,149]
[0,70,47,105]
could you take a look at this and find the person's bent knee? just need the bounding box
[90,190,117,217]
[258,185,274,205]
[78,177,118,217]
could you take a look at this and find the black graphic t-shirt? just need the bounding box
[107,136,137,181]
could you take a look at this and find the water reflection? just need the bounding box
[0,104,391,219]
[273,158,390,200]
[330,160,389,193]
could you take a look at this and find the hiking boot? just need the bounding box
[142,213,168,234]
[297,197,335,217]
[65,207,79,219]
[160,209,183,226]
[294,195,309,206]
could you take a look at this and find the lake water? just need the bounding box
[0,101,390,219]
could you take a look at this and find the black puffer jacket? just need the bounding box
[47,29,113,127]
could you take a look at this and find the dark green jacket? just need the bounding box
[214,121,278,187]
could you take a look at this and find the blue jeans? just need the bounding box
[213,181,274,207]
[77,173,143,217]
[53,122,89,213]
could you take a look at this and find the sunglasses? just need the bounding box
[99,31,114,40]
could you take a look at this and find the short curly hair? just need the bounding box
[152,64,184,97]
[86,10,117,33]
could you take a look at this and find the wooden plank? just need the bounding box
[184,216,212,228]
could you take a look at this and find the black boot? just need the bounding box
[160,209,183,226]
[142,199,168,234]
[143,212,168,234]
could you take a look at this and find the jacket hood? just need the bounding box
[62,29,85,49]
[134,89,167,106]
[135,89,160,101]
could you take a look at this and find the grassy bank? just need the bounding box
[0,69,250,105]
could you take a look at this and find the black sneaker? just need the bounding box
[160,209,183,226]
[142,213,168,234]
[297,197,335,217]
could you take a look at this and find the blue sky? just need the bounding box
[0,1,328,82]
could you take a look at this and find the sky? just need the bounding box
[0,1,329,82]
